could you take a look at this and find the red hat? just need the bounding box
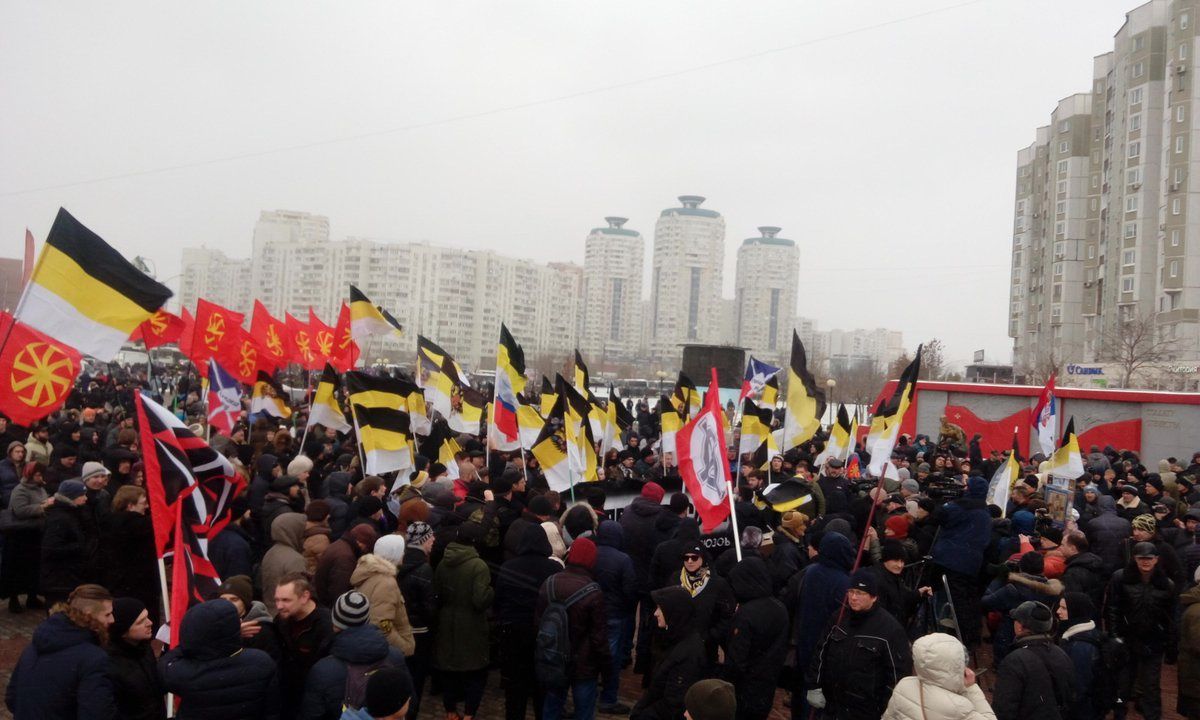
[567,536,598,570]
[641,482,665,504]
[885,515,910,540]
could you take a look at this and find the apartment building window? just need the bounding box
[1176,167,1187,184]
[1059,120,1070,133]
[1184,12,1192,29]
[1056,201,1066,215]
[1057,180,1067,194]
[1058,159,1070,173]
[1122,277,1135,292]
[1182,43,1190,60]
[1054,241,1066,257]
[1014,251,1023,266]
[1054,262,1064,276]
[1123,249,1136,265]
[1126,196,1139,213]
[1174,197,1183,215]
[1130,114,1142,131]
[1093,175,1100,188]
[1172,229,1182,246]
[1125,222,1138,238]
[1129,141,1143,159]
[1178,136,1187,154]
[1088,244,1097,259]
[1179,105,1187,122]
[1133,61,1146,78]
[1171,259,1180,277]
[1016,199,1026,213]
[1056,221,1066,236]
[1130,87,1144,106]
[1135,35,1145,51]
[1127,167,1142,185]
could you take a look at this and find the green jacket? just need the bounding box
[433,541,494,671]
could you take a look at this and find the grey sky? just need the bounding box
[0,0,1140,371]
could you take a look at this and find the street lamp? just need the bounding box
[825,378,837,427]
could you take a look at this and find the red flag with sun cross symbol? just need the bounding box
[130,308,186,350]
[0,311,83,426]
[676,368,733,533]
[190,299,244,370]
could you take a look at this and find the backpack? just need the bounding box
[534,575,599,688]
[342,658,389,711]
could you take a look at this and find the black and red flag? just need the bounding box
[135,391,245,646]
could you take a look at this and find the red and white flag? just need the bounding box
[677,369,732,532]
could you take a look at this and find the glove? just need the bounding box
[807,689,827,710]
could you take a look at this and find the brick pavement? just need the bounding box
[0,606,1186,720]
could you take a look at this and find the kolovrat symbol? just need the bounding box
[266,324,283,358]
[10,342,75,408]
[203,313,226,351]
[339,325,353,351]
[295,331,313,362]
[149,310,169,336]
[238,341,258,378]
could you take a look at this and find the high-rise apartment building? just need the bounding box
[735,226,799,363]
[793,318,904,375]
[649,196,727,363]
[1011,1,1200,388]
[181,210,582,372]
[579,217,644,362]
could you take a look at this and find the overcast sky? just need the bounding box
[0,0,1143,370]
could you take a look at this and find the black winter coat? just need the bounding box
[276,607,335,716]
[298,624,408,720]
[1059,621,1102,720]
[160,600,279,720]
[992,633,1077,720]
[39,501,88,598]
[1082,505,1130,574]
[207,523,255,581]
[687,571,736,652]
[1105,564,1177,652]
[495,525,561,626]
[620,496,670,593]
[1061,552,1106,610]
[631,587,705,720]
[107,638,166,720]
[398,546,436,634]
[101,511,159,616]
[5,612,116,720]
[726,558,789,717]
[593,521,637,619]
[649,518,700,590]
[809,604,912,720]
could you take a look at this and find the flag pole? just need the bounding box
[726,478,742,562]
[155,556,176,717]
[348,402,369,476]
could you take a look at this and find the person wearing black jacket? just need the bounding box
[677,543,735,664]
[496,524,562,720]
[807,569,912,720]
[593,519,637,714]
[620,482,671,674]
[159,599,280,720]
[630,585,705,720]
[649,517,701,591]
[993,601,1076,720]
[399,522,436,720]
[107,597,166,720]
[38,480,90,606]
[1059,531,1107,610]
[101,486,161,623]
[274,573,334,720]
[1105,543,1177,720]
[726,557,789,720]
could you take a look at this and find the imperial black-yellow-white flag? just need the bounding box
[738,397,774,456]
[782,332,826,451]
[306,364,351,434]
[17,209,172,360]
[345,371,414,477]
[814,404,853,467]
[349,285,403,345]
[866,346,922,477]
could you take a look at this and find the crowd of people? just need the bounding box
[2,361,1200,720]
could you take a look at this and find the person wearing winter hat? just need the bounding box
[286,455,313,485]
[807,567,912,720]
[881,633,992,720]
[537,536,611,720]
[107,596,166,720]
[869,540,932,629]
[993,601,1075,720]
[303,499,334,574]
[399,523,435,718]
[683,679,736,720]
[351,534,415,655]
[640,481,665,504]
[1129,513,1186,586]
[302,591,409,719]
[38,479,91,606]
[338,666,413,720]
[432,517,494,720]
[982,551,1063,661]
[1055,592,1105,720]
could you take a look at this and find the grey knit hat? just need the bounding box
[406,521,434,547]
[332,590,370,630]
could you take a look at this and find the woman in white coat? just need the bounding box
[882,633,996,720]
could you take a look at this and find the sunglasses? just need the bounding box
[683,554,701,561]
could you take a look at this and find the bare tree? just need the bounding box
[832,361,886,411]
[888,350,912,380]
[918,338,946,381]
[1098,312,1179,388]
[1019,347,1062,386]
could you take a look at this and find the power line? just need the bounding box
[0,0,989,198]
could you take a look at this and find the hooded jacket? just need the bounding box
[1081,496,1131,574]
[794,532,857,674]
[248,454,278,515]
[630,586,705,720]
[397,545,435,634]
[351,553,415,655]
[433,541,494,671]
[314,534,368,607]
[6,612,116,720]
[259,512,307,616]
[1178,584,1200,701]
[649,517,700,590]
[882,633,996,720]
[159,600,279,720]
[982,572,1065,661]
[930,477,993,576]
[323,471,353,539]
[726,557,789,715]
[495,524,562,626]
[1058,618,1102,720]
[593,520,638,619]
[619,495,670,593]
[297,624,407,720]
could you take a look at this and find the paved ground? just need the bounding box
[0,606,1185,719]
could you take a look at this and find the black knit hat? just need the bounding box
[111,597,146,639]
[881,539,908,562]
[364,666,413,716]
[1018,551,1044,575]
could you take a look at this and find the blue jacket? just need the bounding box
[0,457,21,507]
[930,476,993,576]
[1059,621,1101,720]
[593,521,637,618]
[207,523,255,580]
[5,613,116,720]
[793,532,856,674]
[159,599,279,720]
[299,624,407,720]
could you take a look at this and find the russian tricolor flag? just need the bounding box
[494,370,520,442]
